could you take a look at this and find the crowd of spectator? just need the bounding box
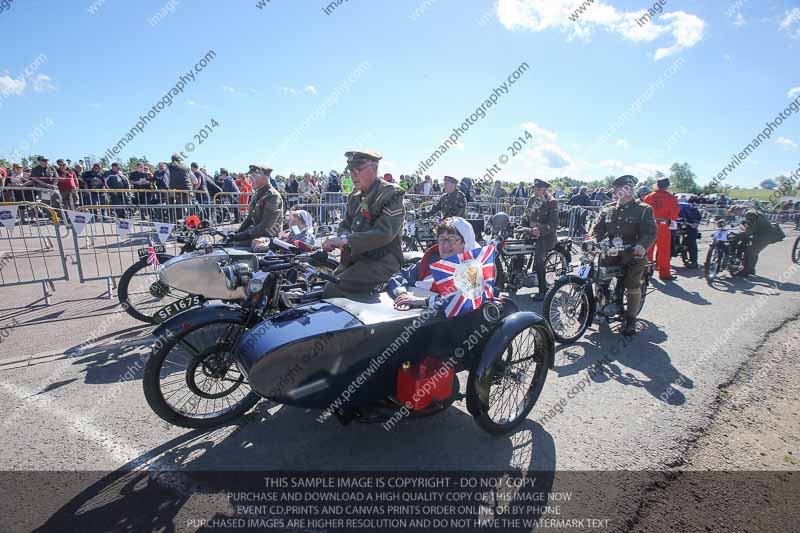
[2,157,798,223]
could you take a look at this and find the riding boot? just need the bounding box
[623,289,642,336]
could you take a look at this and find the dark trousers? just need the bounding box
[743,240,768,274]
[685,226,699,264]
[533,236,556,293]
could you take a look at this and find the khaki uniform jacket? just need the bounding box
[338,178,405,264]
[591,199,657,249]
[239,183,283,240]
[522,195,560,248]
[429,190,467,218]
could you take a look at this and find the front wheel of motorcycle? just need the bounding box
[118,254,186,324]
[143,319,260,428]
[704,246,725,281]
[544,278,594,344]
[544,249,570,287]
[467,325,550,435]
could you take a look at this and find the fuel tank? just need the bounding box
[157,248,259,300]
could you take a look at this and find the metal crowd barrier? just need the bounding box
[0,201,70,304]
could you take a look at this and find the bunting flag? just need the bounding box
[153,222,175,244]
[117,219,133,238]
[0,206,18,232]
[146,242,161,268]
[430,243,496,318]
[66,210,94,236]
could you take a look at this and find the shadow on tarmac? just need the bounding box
[34,413,557,531]
[552,319,692,406]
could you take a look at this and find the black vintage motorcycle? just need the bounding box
[143,266,556,434]
[670,219,700,267]
[543,238,654,343]
[704,224,750,280]
[488,213,572,294]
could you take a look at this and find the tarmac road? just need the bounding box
[0,227,798,531]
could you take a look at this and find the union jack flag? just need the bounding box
[430,244,495,318]
[146,244,160,268]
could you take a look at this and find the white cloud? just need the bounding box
[775,137,798,150]
[304,85,317,95]
[496,0,704,61]
[779,8,800,39]
[599,158,668,177]
[521,121,557,142]
[248,88,257,94]
[442,138,465,151]
[616,139,629,149]
[0,75,26,95]
[32,74,55,92]
[788,86,800,98]
[723,53,732,62]
[222,85,236,94]
[529,143,573,168]
[281,86,298,95]
[732,12,745,27]
[188,100,196,105]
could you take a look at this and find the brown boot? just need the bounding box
[623,289,642,336]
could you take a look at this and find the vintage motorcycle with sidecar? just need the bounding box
[143,262,556,435]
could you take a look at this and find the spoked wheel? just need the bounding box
[544,250,569,287]
[704,246,725,281]
[118,254,191,323]
[792,236,800,264]
[143,320,259,428]
[467,325,550,435]
[544,278,593,344]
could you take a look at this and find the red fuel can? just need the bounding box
[396,357,455,411]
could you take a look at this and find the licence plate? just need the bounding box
[577,265,592,279]
[137,244,166,258]
[154,295,203,323]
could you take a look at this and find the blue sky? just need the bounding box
[1,0,799,187]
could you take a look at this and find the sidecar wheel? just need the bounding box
[467,325,550,435]
[143,319,260,428]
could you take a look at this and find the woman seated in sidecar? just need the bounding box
[387,217,476,311]
[279,209,316,247]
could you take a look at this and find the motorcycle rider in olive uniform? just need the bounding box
[518,179,560,301]
[736,208,779,276]
[427,175,467,218]
[323,150,406,299]
[590,175,657,336]
[229,165,284,244]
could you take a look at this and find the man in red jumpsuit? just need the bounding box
[644,178,680,280]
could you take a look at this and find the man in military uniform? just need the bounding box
[228,165,284,244]
[322,150,405,299]
[427,175,467,218]
[736,208,780,276]
[518,178,560,301]
[591,175,657,335]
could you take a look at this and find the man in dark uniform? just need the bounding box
[735,209,778,276]
[167,153,193,221]
[229,165,284,244]
[518,178,560,301]
[427,175,467,218]
[322,150,405,299]
[590,175,657,335]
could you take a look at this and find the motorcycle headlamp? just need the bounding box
[220,262,253,291]
[247,277,265,296]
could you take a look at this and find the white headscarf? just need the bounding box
[449,217,477,251]
[292,209,315,237]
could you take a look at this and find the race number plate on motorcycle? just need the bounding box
[137,244,166,258]
[713,229,728,241]
[577,265,592,279]
[154,295,203,323]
